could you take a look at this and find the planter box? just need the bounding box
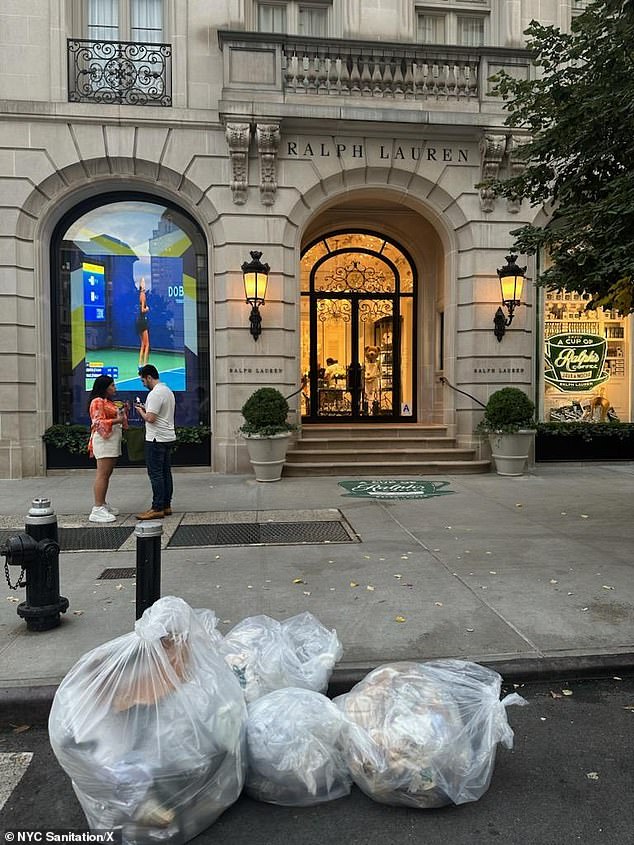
[536,426,634,461]
[45,437,211,470]
[171,439,211,467]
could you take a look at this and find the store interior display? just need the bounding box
[544,290,629,422]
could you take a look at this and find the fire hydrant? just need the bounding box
[1,498,69,631]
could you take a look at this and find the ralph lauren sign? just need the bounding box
[284,139,471,163]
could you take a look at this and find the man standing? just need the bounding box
[135,365,176,520]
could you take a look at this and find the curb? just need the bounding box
[2,652,633,728]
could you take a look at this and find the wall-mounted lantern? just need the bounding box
[494,253,526,342]
[241,250,269,341]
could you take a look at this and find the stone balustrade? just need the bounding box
[282,42,478,100]
[218,31,531,111]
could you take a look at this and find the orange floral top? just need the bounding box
[88,398,128,457]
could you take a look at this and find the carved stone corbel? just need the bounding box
[506,135,529,214]
[256,123,281,206]
[479,132,507,213]
[225,123,251,205]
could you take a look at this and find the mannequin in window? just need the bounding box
[136,277,151,367]
[325,358,343,385]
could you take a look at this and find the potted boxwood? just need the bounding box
[240,387,295,482]
[477,387,536,476]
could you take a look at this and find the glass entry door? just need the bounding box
[300,232,416,422]
[309,294,397,419]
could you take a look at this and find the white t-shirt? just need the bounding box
[144,382,176,443]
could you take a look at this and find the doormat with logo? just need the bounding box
[338,480,455,500]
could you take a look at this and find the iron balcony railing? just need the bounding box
[67,38,172,106]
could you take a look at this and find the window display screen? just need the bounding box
[52,197,209,427]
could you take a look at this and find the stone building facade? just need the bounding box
[0,1,602,478]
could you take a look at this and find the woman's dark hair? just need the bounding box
[88,375,114,411]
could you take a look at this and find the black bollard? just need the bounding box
[1,498,69,631]
[135,520,163,620]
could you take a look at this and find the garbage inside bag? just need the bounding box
[49,596,247,845]
[335,659,526,809]
[220,611,343,702]
[246,688,352,806]
[194,607,224,646]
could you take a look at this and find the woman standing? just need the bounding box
[88,375,127,523]
[136,277,150,367]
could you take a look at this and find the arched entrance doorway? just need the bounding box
[300,231,416,422]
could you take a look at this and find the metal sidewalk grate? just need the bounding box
[168,520,355,548]
[97,567,137,580]
[0,527,134,551]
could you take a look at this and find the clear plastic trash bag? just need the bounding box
[245,688,352,806]
[334,659,526,809]
[49,596,247,844]
[220,612,343,702]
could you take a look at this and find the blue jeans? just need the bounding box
[145,440,175,511]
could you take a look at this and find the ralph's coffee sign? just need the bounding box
[544,333,609,392]
[338,479,454,500]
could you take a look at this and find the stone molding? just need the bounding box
[479,131,507,213]
[256,123,281,206]
[506,134,529,214]
[225,122,251,205]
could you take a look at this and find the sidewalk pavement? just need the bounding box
[1,463,633,725]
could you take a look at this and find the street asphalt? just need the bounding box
[1,462,633,726]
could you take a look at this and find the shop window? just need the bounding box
[299,5,328,36]
[417,14,445,44]
[543,289,630,423]
[457,15,484,47]
[417,7,488,46]
[86,0,164,42]
[50,195,209,429]
[258,2,287,32]
[255,1,331,35]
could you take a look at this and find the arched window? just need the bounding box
[51,194,209,429]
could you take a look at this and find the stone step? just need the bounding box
[300,424,448,439]
[286,448,476,463]
[294,436,457,450]
[283,460,491,476]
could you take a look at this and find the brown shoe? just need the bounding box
[136,509,165,520]
[164,507,172,516]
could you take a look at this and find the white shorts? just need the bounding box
[92,427,122,459]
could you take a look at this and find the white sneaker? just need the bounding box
[89,506,116,523]
[105,503,119,516]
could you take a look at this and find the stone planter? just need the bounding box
[488,430,535,476]
[242,432,291,482]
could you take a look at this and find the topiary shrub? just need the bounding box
[476,387,536,434]
[240,388,295,436]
